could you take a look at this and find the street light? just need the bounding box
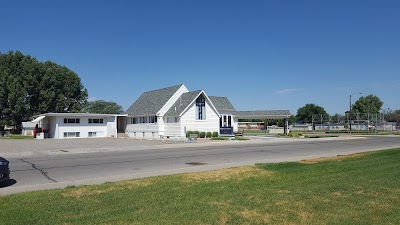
[349,92,362,134]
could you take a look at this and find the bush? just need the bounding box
[212,131,219,137]
[193,131,200,135]
[186,131,193,138]
[199,132,206,138]
[206,132,212,138]
[232,137,249,141]
[210,137,229,140]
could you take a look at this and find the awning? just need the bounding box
[234,110,291,119]
[32,115,45,123]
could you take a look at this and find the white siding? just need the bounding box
[49,117,57,138]
[157,116,165,136]
[180,98,219,137]
[233,117,239,132]
[107,116,117,137]
[55,116,110,139]
[126,123,160,138]
[164,123,181,137]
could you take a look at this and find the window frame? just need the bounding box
[64,118,80,124]
[88,118,104,124]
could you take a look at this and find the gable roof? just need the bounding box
[209,96,236,113]
[125,84,183,116]
[164,90,202,117]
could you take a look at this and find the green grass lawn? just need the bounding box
[1,149,400,224]
[2,134,34,140]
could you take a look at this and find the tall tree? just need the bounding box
[383,108,400,122]
[0,51,88,130]
[82,100,124,114]
[296,103,327,123]
[352,94,383,114]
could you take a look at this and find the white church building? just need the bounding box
[31,84,291,139]
[123,84,290,139]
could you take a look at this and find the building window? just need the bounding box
[130,118,136,124]
[88,132,97,137]
[196,94,206,120]
[63,132,80,138]
[175,117,179,123]
[64,118,80,124]
[228,116,232,127]
[88,118,104,124]
[149,116,157,123]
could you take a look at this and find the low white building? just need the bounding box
[32,84,291,139]
[32,113,126,139]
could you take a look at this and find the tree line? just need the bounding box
[0,51,123,130]
[294,95,399,124]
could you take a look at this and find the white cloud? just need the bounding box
[274,88,300,95]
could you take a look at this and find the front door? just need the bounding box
[220,115,233,135]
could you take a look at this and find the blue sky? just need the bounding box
[1,0,399,114]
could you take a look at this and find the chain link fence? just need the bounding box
[292,113,398,133]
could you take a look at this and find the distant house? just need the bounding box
[32,84,291,139]
[21,121,37,136]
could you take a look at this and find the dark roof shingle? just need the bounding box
[164,90,202,117]
[125,84,183,116]
[209,96,236,113]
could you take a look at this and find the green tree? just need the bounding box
[296,103,327,123]
[383,108,400,122]
[352,94,383,114]
[82,100,124,114]
[0,51,88,130]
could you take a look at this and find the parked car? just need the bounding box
[0,157,10,183]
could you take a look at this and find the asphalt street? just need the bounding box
[1,136,400,195]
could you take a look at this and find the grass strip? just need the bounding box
[1,149,400,224]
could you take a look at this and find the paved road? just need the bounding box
[1,136,400,194]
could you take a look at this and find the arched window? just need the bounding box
[196,94,206,120]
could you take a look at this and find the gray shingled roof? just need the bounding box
[234,110,291,118]
[164,90,202,117]
[125,84,183,116]
[209,96,236,113]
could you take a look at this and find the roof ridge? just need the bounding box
[143,84,183,93]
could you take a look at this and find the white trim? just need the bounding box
[179,90,220,118]
[32,115,45,123]
[156,84,189,117]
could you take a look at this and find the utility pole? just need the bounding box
[349,92,362,135]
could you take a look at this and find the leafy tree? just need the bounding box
[296,103,327,123]
[82,100,124,114]
[289,115,297,124]
[330,113,345,123]
[0,51,88,130]
[352,94,383,114]
[383,108,400,122]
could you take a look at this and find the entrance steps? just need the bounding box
[117,132,129,138]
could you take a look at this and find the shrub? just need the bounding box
[206,132,212,138]
[210,137,229,140]
[232,137,249,141]
[199,132,206,138]
[212,131,219,137]
[193,131,200,135]
[186,131,193,138]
